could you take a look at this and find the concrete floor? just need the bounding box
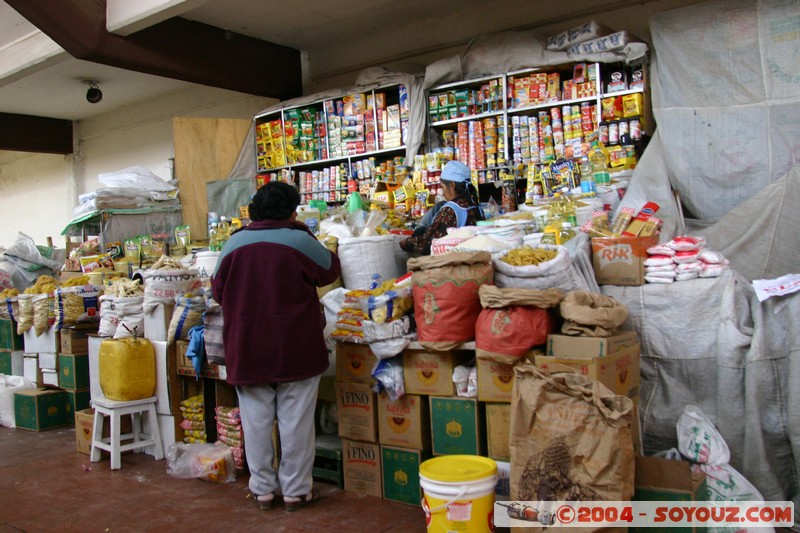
[0,425,428,533]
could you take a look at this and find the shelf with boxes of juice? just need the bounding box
[254,84,410,174]
[427,73,506,126]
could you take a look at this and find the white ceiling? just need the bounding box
[0,0,706,122]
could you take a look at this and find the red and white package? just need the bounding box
[676,271,699,282]
[667,236,702,252]
[676,261,703,273]
[698,250,727,265]
[647,244,675,256]
[644,255,674,267]
[645,275,675,284]
[699,263,727,278]
[672,250,699,264]
[646,269,677,279]
[646,264,677,273]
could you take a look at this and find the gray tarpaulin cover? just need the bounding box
[607,0,800,517]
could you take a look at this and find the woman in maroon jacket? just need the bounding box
[212,181,341,511]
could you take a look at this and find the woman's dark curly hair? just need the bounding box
[248,181,300,221]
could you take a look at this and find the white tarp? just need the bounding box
[618,0,800,281]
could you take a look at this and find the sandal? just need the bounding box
[283,489,320,512]
[249,492,275,511]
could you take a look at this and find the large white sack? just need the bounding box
[337,236,399,290]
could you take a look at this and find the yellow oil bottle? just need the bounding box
[99,337,156,401]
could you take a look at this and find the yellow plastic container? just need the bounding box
[99,337,156,401]
[420,455,497,533]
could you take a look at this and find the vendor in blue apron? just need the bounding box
[399,160,484,256]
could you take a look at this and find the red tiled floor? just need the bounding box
[0,426,427,532]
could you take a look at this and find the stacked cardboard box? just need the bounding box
[59,325,97,421]
[536,331,642,453]
[0,318,24,376]
[336,342,382,499]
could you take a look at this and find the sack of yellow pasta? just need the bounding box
[493,245,587,292]
[32,293,54,336]
[16,294,35,334]
[54,285,103,330]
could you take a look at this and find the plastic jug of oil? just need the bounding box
[99,336,156,401]
[296,204,321,235]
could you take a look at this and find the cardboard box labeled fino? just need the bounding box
[342,438,382,498]
[335,342,374,384]
[429,396,486,456]
[403,349,471,396]
[335,381,378,442]
[546,331,639,358]
[591,235,659,286]
[377,392,430,450]
[381,445,429,506]
[534,343,641,398]
[476,358,515,403]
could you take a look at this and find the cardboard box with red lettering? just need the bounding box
[403,349,472,396]
[342,438,382,498]
[377,392,430,450]
[335,342,375,384]
[336,381,378,442]
[591,235,659,286]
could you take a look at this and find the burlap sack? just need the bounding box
[510,364,634,504]
[408,251,493,351]
[559,290,628,336]
[475,286,563,364]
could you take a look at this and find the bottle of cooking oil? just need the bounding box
[541,225,560,245]
[217,217,231,241]
[560,222,576,244]
[208,223,220,252]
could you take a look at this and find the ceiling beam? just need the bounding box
[0,113,72,154]
[5,0,302,100]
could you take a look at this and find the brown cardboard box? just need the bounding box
[476,358,515,403]
[403,349,472,396]
[59,325,98,355]
[632,456,707,533]
[546,331,639,358]
[377,392,430,450]
[486,403,511,461]
[336,381,378,442]
[534,343,640,398]
[335,342,375,384]
[591,235,659,286]
[74,407,132,455]
[342,438,382,498]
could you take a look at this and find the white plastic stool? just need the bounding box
[90,396,164,470]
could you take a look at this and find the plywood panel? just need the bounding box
[173,117,251,239]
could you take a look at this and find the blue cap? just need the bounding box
[441,161,471,183]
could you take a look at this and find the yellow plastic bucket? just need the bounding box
[420,455,497,533]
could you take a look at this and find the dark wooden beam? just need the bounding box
[5,0,302,99]
[0,113,73,154]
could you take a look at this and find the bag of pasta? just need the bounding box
[16,294,35,334]
[0,288,20,321]
[494,245,590,292]
[510,364,635,503]
[168,294,206,344]
[54,285,103,330]
[475,285,563,365]
[408,251,494,351]
[32,293,54,336]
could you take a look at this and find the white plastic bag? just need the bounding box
[0,375,36,428]
[165,442,236,483]
[677,405,767,514]
[337,236,399,290]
